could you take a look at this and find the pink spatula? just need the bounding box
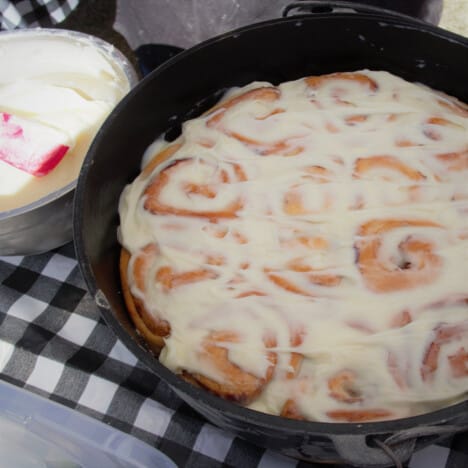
[0,112,69,176]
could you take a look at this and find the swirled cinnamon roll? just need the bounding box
[119,70,468,421]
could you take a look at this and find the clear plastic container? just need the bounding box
[0,379,176,468]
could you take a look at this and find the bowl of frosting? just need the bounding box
[0,28,138,256]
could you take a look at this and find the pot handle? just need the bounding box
[331,434,414,468]
[282,1,427,25]
[332,424,468,468]
[384,423,468,446]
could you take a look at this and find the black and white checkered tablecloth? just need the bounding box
[0,243,467,468]
[0,0,78,30]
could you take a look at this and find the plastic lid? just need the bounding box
[0,379,176,468]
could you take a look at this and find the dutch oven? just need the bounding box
[73,2,468,466]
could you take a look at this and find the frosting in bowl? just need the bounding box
[0,30,133,212]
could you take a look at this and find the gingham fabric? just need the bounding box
[0,0,78,30]
[0,243,467,468]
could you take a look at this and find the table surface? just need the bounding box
[1,244,467,468]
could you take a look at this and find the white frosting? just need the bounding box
[0,32,131,211]
[119,70,468,422]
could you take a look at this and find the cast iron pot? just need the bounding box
[74,3,468,467]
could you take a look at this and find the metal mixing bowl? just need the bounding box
[0,28,138,256]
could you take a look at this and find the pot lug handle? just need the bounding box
[332,424,468,467]
[282,1,426,25]
[331,433,415,468]
[385,423,468,445]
